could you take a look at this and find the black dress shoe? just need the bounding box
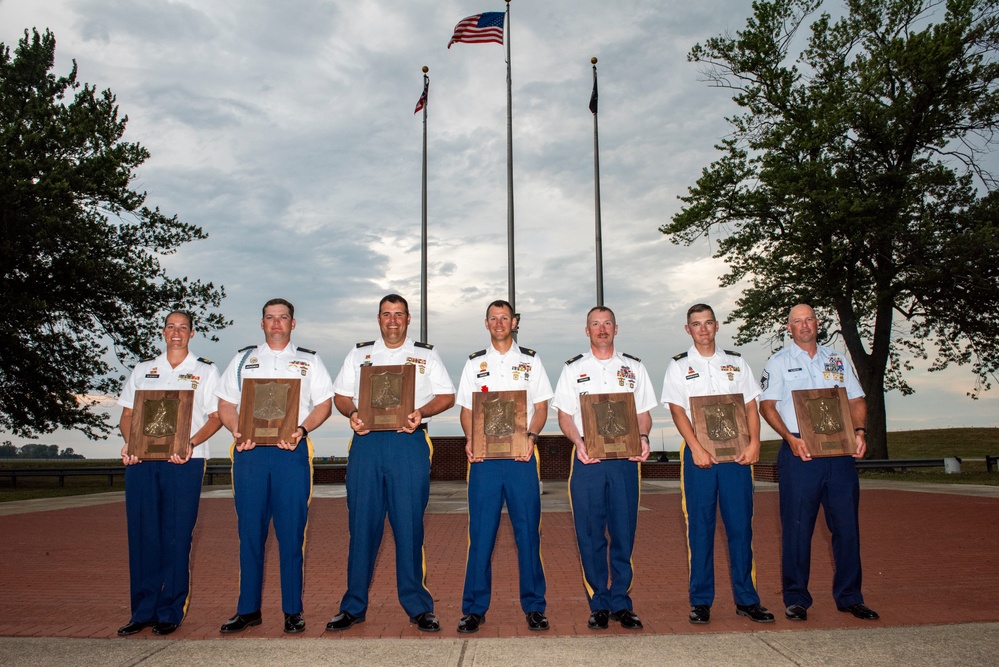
[838,603,880,620]
[151,622,178,636]
[587,609,610,629]
[457,613,484,634]
[689,605,710,624]
[785,604,807,621]
[326,611,365,631]
[284,612,306,634]
[117,620,152,636]
[610,609,643,630]
[220,611,262,634]
[525,611,549,631]
[409,611,440,632]
[736,603,775,623]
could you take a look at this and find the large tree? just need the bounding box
[1,29,228,440]
[662,0,999,458]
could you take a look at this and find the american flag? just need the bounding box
[414,79,428,114]
[447,12,505,49]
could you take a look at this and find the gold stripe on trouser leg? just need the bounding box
[419,429,433,594]
[300,437,315,600]
[679,441,693,589]
[181,458,208,619]
[566,450,596,599]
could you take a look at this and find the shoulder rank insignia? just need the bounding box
[298,347,316,355]
[140,356,156,363]
[518,346,537,357]
[415,341,434,350]
[724,349,742,357]
[565,353,584,365]
[197,357,214,365]
[623,352,641,362]
[468,349,487,360]
[672,351,688,361]
[238,345,256,353]
[355,340,375,348]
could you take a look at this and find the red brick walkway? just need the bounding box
[1,488,997,639]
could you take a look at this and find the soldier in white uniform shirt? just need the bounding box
[215,298,334,635]
[660,303,773,626]
[552,306,656,631]
[116,310,222,637]
[455,300,553,634]
[326,294,454,634]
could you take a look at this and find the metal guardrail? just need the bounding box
[0,462,348,487]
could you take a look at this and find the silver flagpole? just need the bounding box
[505,0,516,333]
[420,66,429,342]
[591,57,604,306]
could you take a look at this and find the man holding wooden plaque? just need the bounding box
[759,304,878,622]
[552,306,656,631]
[661,304,773,626]
[116,311,222,637]
[454,300,553,634]
[326,294,454,634]
[215,299,334,635]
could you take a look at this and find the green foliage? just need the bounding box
[665,0,999,457]
[0,29,229,440]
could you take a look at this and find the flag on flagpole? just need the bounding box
[414,79,429,114]
[589,75,598,114]
[447,12,505,48]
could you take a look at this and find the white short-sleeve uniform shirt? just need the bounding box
[118,351,221,459]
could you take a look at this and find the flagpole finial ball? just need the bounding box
[591,57,598,64]
[422,66,429,73]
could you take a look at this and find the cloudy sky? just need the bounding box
[3,0,996,458]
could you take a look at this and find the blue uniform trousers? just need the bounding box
[231,439,313,615]
[125,458,205,625]
[462,451,546,616]
[339,428,434,618]
[568,456,640,612]
[680,443,760,607]
[778,439,864,609]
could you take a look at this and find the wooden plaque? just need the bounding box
[128,390,194,460]
[237,378,301,445]
[689,393,751,463]
[792,386,856,457]
[358,364,416,431]
[470,390,530,459]
[580,392,642,459]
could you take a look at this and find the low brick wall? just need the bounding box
[425,434,780,483]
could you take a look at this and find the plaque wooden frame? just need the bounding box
[128,389,194,460]
[358,364,416,431]
[792,386,857,457]
[237,378,301,445]
[580,392,642,459]
[689,393,751,463]
[470,390,530,459]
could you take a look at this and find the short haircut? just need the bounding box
[586,305,616,324]
[262,298,295,320]
[485,299,516,319]
[379,294,409,315]
[686,303,716,322]
[164,310,194,328]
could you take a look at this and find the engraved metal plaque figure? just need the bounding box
[253,382,289,421]
[370,371,403,409]
[808,397,843,435]
[688,393,751,462]
[142,398,179,438]
[471,390,529,459]
[704,403,738,441]
[791,387,856,457]
[483,397,516,437]
[595,400,630,438]
[128,390,194,460]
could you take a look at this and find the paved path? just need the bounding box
[1,479,997,665]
